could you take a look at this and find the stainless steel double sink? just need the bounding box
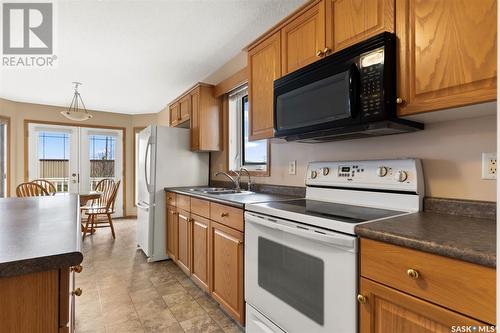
[189,187,253,195]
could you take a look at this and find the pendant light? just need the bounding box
[61,82,92,121]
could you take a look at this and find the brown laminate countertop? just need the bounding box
[165,186,299,208]
[355,212,496,268]
[0,195,83,277]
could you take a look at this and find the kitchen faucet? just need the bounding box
[215,168,253,192]
[215,171,241,192]
[238,168,253,191]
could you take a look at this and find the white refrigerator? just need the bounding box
[136,125,209,262]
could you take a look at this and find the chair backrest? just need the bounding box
[31,179,57,195]
[107,180,121,212]
[16,182,49,197]
[91,178,116,208]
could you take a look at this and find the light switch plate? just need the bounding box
[288,160,296,175]
[481,152,497,179]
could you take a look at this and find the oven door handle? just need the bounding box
[246,213,356,250]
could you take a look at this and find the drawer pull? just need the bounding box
[71,265,83,273]
[221,212,229,217]
[72,288,82,297]
[407,268,420,279]
[357,294,367,304]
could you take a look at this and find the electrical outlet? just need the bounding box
[288,160,296,175]
[481,153,497,179]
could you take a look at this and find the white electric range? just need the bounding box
[244,159,424,333]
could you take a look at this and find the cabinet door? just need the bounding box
[179,95,191,123]
[191,214,210,291]
[328,0,394,52]
[166,205,178,262]
[396,0,497,115]
[359,278,490,333]
[190,89,200,151]
[177,210,191,275]
[248,31,281,141]
[169,103,180,127]
[281,1,326,75]
[210,222,244,324]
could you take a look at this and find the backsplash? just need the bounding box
[211,113,496,202]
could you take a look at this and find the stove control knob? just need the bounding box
[311,170,318,179]
[323,167,330,176]
[394,170,408,182]
[376,166,388,177]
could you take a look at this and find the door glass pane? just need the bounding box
[258,237,324,325]
[88,135,116,190]
[37,131,70,192]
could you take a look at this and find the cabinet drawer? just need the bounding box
[360,238,496,324]
[166,192,176,207]
[210,202,244,232]
[191,197,210,218]
[176,194,191,212]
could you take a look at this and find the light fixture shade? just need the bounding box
[60,110,93,121]
[62,82,92,121]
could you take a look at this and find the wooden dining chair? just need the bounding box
[16,182,49,197]
[82,179,121,240]
[31,179,57,195]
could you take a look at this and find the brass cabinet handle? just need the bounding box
[357,294,367,304]
[316,49,324,57]
[72,288,82,297]
[407,268,420,279]
[322,47,332,56]
[221,212,229,218]
[71,265,83,273]
[396,97,405,104]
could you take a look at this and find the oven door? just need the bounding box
[245,212,358,333]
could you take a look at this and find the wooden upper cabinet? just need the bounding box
[179,95,191,124]
[190,89,200,151]
[191,214,210,291]
[328,0,395,52]
[168,83,220,151]
[396,0,497,115]
[169,102,180,127]
[359,277,489,333]
[281,1,326,75]
[248,31,281,141]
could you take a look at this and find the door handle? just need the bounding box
[144,136,152,191]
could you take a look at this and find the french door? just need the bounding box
[27,123,124,217]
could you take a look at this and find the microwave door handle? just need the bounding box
[348,65,359,117]
[247,214,355,249]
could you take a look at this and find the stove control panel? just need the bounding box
[306,159,423,193]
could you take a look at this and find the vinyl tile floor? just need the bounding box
[75,219,244,333]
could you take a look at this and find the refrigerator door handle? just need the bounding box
[137,201,151,211]
[144,136,152,192]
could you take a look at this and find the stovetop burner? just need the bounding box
[258,199,406,224]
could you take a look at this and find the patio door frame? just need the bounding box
[0,116,10,197]
[24,119,127,216]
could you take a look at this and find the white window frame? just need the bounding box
[228,85,268,172]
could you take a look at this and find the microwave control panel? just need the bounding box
[359,47,385,120]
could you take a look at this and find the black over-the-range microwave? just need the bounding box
[273,32,423,142]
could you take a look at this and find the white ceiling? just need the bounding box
[0,0,304,114]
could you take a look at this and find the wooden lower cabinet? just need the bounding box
[177,209,192,274]
[359,278,489,333]
[165,192,245,325]
[210,221,245,325]
[166,205,178,262]
[191,214,210,291]
[0,268,72,333]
